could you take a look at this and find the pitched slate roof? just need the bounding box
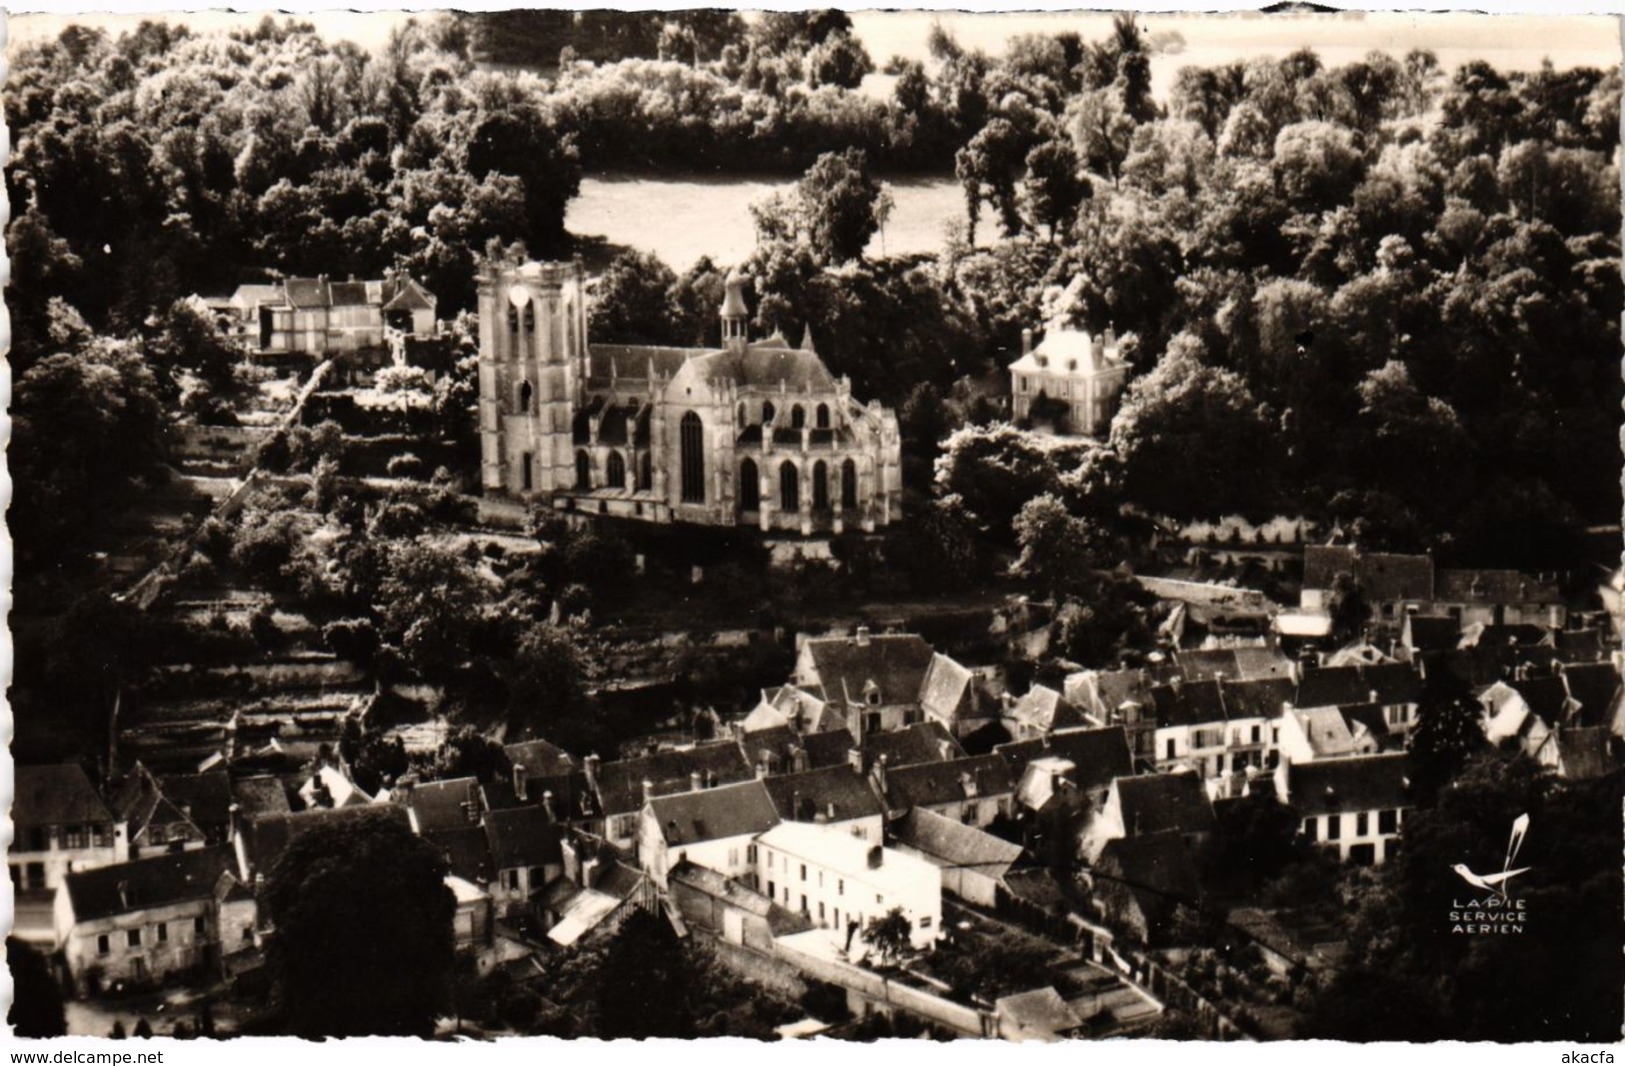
[761,765,885,825]
[1303,547,1433,601]
[1296,663,1420,710]
[283,277,332,308]
[1231,646,1298,682]
[423,824,495,884]
[802,633,935,708]
[406,777,483,835]
[594,741,753,817]
[505,739,575,779]
[740,727,848,774]
[64,846,237,924]
[380,276,435,312]
[996,986,1085,1038]
[484,805,563,870]
[1362,662,1425,705]
[1554,727,1613,780]
[1114,773,1216,837]
[1436,569,1563,605]
[893,807,1023,872]
[995,727,1134,794]
[690,343,836,392]
[920,653,979,723]
[14,764,113,828]
[231,776,292,820]
[157,771,234,831]
[109,764,199,841]
[1549,628,1607,663]
[587,344,697,382]
[881,754,1015,811]
[863,721,964,767]
[1177,649,1241,682]
[1221,677,1295,720]
[1509,675,1572,728]
[1287,753,1415,817]
[1095,830,1202,932]
[1149,679,1226,728]
[241,804,410,880]
[668,860,811,937]
[1009,685,1088,734]
[647,779,780,846]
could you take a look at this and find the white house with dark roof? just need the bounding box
[754,820,942,951]
[760,762,887,844]
[11,764,126,894]
[55,845,240,997]
[878,754,1015,828]
[794,629,936,738]
[638,779,780,890]
[233,273,437,357]
[1008,324,1127,437]
[589,741,754,850]
[1275,706,1384,764]
[1275,752,1414,864]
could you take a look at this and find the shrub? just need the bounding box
[322,618,380,666]
[387,453,427,479]
[800,979,851,1023]
[247,606,283,651]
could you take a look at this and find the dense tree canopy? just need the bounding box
[264,808,456,1037]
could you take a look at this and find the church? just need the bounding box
[476,257,902,534]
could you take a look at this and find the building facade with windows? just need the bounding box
[754,821,941,951]
[1008,324,1127,437]
[11,764,126,894]
[477,258,901,534]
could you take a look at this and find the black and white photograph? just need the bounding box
[4,3,1623,1046]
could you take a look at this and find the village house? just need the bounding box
[484,805,564,919]
[1275,752,1414,864]
[861,720,966,766]
[754,820,942,951]
[543,852,656,949]
[876,754,1016,828]
[1081,772,1217,864]
[1008,323,1127,437]
[793,629,935,739]
[1066,666,1173,767]
[638,778,780,890]
[11,763,126,894]
[1295,662,1424,737]
[890,807,1024,908]
[760,760,888,844]
[1301,545,1435,623]
[1431,569,1568,630]
[231,272,437,359]
[55,845,240,997]
[666,859,811,951]
[478,261,901,533]
[109,763,211,861]
[1005,683,1089,741]
[588,742,754,851]
[739,725,853,776]
[1092,830,1203,948]
[154,771,235,846]
[742,684,839,734]
[1274,706,1386,764]
[400,776,484,835]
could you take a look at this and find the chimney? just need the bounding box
[642,778,655,806]
[855,626,871,647]
[791,745,809,773]
[463,799,480,825]
[584,754,601,792]
[826,801,836,821]
[792,790,804,821]
[847,748,864,773]
[541,790,557,822]
[228,802,243,843]
[1021,328,1033,354]
[582,855,601,888]
[867,845,883,869]
[514,764,528,803]
[690,771,703,792]
[873,754,888,797]
[960,771,978,799]
[117,881,130,909]
[1369,689,1380,705]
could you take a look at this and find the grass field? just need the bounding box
[568,171,993,273]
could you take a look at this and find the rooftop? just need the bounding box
[802,632,935,709]
[996,727,1133,794]
[882,754,1015,812]
[15,763,113,828]
[1286,753,1415,817]
[648,779,781,846]
[1113,773,1217,837]
[64,846,236,924]
[761,764,886,825]
[755,821,940,897]
[892,807,1023,872]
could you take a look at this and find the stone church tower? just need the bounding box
[476,258,590,497]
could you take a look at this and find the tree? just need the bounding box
[792,148,891,265]
[592,908,703,1038]
[805,29,873,90]
[264,808,455,1037]
[504,622,588,745]
[8,937,66,1037]
[377,541,488,682]
[1325,570,1367,641]
[1012,493,1110,600]
[1023,138,1090,240]
[862,907,914,966]
[590,250,679,344]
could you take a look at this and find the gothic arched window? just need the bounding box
[816,403,830,429]
[762,401,776,424]
[639,452,653,491]
[518,381,533,413]
[740,458,760,512]
[680,412,705,503]
[575,450,591,491]
[791,405,806,429]
[606,451,626,489]
[780,461,800,513]
[812,460,829,511]
[841,459,858,510]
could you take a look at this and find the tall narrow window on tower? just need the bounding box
[680,412,704,503]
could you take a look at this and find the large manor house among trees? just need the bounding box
[477,257,903,533]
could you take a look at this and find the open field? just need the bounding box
[568,172,991,272]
